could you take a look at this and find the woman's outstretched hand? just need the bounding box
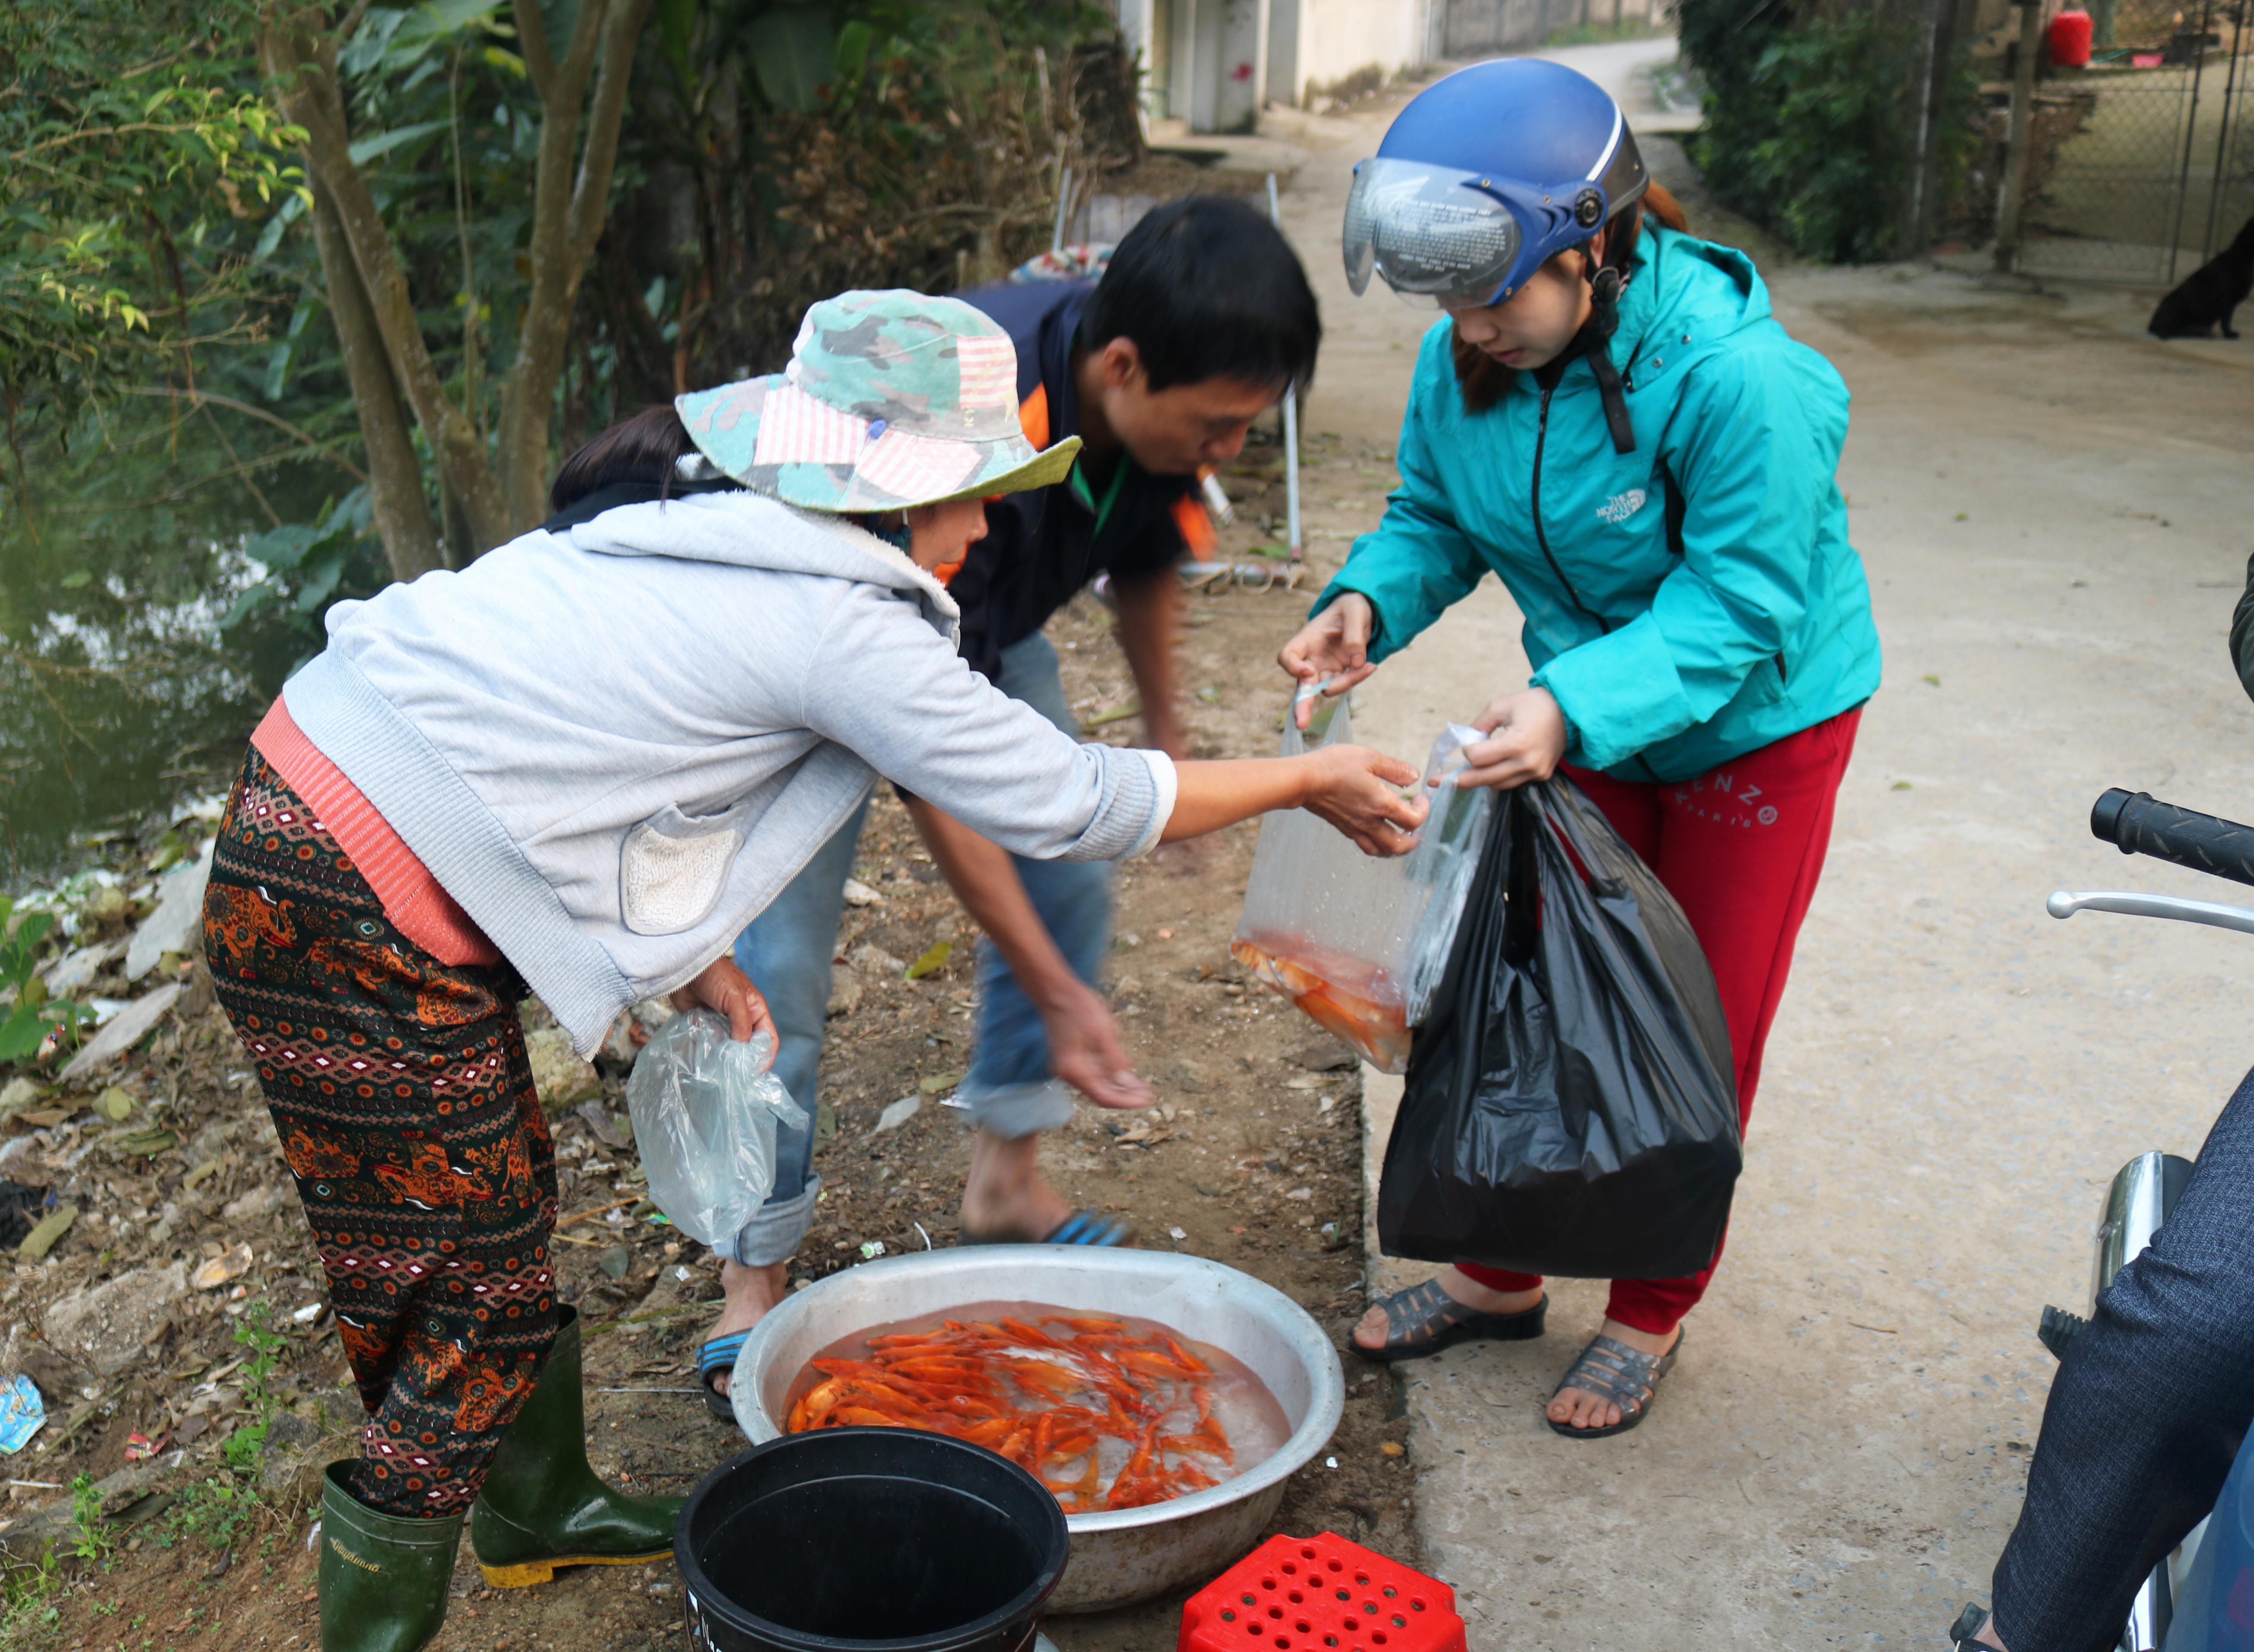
[671,956,779,1057]
[1458,688,1569,790]
[1278,594,1380,728]
[1299,744,1428,856]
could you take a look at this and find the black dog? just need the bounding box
[2149,215,2254,339]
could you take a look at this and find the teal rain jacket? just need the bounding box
[1315,226,1881,782]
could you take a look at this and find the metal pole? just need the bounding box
[1051,164,1073,253]
[1995,0,2049,272]
[2165,0,2217,282]
[2197,0,2245,261]
[1267,171,1302,563]
[1906,0,1942,254]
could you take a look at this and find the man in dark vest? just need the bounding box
[696,197,1322,1410]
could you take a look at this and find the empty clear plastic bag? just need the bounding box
[1229,689,1493,1074]
[625,1010,806,1247]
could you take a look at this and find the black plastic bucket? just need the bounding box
[674,1428,1071,1652]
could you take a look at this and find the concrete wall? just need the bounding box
[1268,0,1436,110]
[1114,0,1161,119]
[1215,0,1270,132]
[1114,0,1436,130]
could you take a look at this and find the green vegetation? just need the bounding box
[1676,0,1979,263]
[157,1478,261,1552]
[1,0,1130,878]
[66,1474,113,1568]
[0,1549,65,1648]
[218,1299,287,1473]
[0,898,93,1061]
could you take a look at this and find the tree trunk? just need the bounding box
[263,5,517,552]
[305,179,445,581]
[262,0,654,558]
[493,0,658,527]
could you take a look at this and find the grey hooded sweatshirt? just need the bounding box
[280,489,1176,1056]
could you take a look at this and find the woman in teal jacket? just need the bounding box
[1283,60,1881,1438]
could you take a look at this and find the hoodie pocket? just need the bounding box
[621,805,744,936]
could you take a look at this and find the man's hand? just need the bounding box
[1458,688,1569,790]
[1037,977,1152,1111]
[670,956,777,1057]
[1278,594,1380,728]
[1297,744,1429,856]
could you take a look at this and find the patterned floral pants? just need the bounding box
[203,749,559,1517]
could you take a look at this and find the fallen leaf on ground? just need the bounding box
[17,1207,76,1261]
[191,1242,254,1290]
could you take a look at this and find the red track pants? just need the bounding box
[1456,708,1862,1337]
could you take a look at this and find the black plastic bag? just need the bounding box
[1378,775,1742,1280]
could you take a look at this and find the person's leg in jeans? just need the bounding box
[955,632,1119,1241]
[700,794,871,1396]
[1970,1069,2254,1652]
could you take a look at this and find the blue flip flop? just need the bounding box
[958,1210,1132,1247]
[697,1331,750,1419]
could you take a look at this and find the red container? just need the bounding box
[2049,8,2094,67]
[1178,1534,1466,1652]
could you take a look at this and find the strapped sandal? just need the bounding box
[1352,1277,1547,1363]
[1546,1329,1682,1439]
[958,1209,1133,1248]
[697,1331,750,1420]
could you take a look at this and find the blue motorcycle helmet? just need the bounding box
[1343,59,1652,453]
[1342,58,1649,310]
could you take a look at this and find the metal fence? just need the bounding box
[1440,0,1659,60]
[2015,0,2254,283]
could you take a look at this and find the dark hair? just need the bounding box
[1451,182,1693,416]
[548,404,697,512]
[1082,195,1321,393]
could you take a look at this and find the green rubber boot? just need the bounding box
[470,1306,684,1588]
[318,1462,464,1652]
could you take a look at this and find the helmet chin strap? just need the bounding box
[1575,243,1637,456]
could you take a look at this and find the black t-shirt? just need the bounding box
[950,281,1209,683]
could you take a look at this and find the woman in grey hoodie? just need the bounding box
[201,289,1422,1652]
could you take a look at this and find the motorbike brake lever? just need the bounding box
[2047,889,2254,937]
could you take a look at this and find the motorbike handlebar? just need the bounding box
[2091,788,2254,891]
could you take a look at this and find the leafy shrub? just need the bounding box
[0,899,93,1064]
[1678,0,1977,263]
[219,1299,288,1474]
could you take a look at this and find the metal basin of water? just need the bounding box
[729,1247,1346,1613]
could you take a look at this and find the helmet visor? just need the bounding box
[1343,158,1524,310]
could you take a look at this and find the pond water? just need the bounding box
[0,413,368,886]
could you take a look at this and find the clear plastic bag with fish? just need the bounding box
[624,1009,806,1247]
[1229,688,1493,1074]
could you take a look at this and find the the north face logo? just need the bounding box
[1596,489,1648,525]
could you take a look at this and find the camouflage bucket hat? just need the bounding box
[675,289,1080,513]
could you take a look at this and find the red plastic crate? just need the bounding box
[1178,1533,1466,1652]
